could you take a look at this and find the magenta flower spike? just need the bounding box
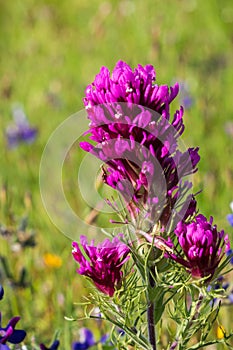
[168,214,230,280]
[80,61,200,228]
[72,236,130,297]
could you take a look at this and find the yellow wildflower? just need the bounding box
[43,253,62,268]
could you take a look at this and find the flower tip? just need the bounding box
[79,141,94,152]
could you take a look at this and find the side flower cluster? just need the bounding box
[72,236,130,297]
[167,215,230,280]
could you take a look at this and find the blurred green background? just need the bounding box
[0,0,233,348]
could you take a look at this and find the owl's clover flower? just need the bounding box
[81,61,200,228]
[72,236,130,297]
[168,214,230,280]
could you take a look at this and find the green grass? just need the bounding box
[0,0,233,348]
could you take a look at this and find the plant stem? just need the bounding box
[148,273,157,350]
[147,300,156,350]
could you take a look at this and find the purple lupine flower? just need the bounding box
[176,80,194,110]
[0,314,26,347]
[167,214,230,280]
[72,328,110,350]
[81,61,200,229]
[6,106,37,148]
[40,340,60,350]
[227,201,233,227]
[228,290,233,303]
[226,249,233,264]
[208,276,233,305]
[72,236,130,297]
[227,214,233,226]
[72,328,95,350]
[207,276,229,305]
[0,286,4,301]
[225,202,233,264]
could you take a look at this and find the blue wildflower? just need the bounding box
[0,286,4,301]
[6,105,37,148]
[179,81,194,109]
[72,328,108,350]
[72,329,95,350]
[227,202,233,227]
[226,249,233,264]
[0,314,26,347]
[208,275,233,306]
[171,79,193,110]
[40,340,59,350]
[228,291,233,303]
[227,214,233,227]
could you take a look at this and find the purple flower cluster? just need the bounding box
[72,236,130,297]
[168,215,230,280]
[6,106,37,148]
[81,61,200,227]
